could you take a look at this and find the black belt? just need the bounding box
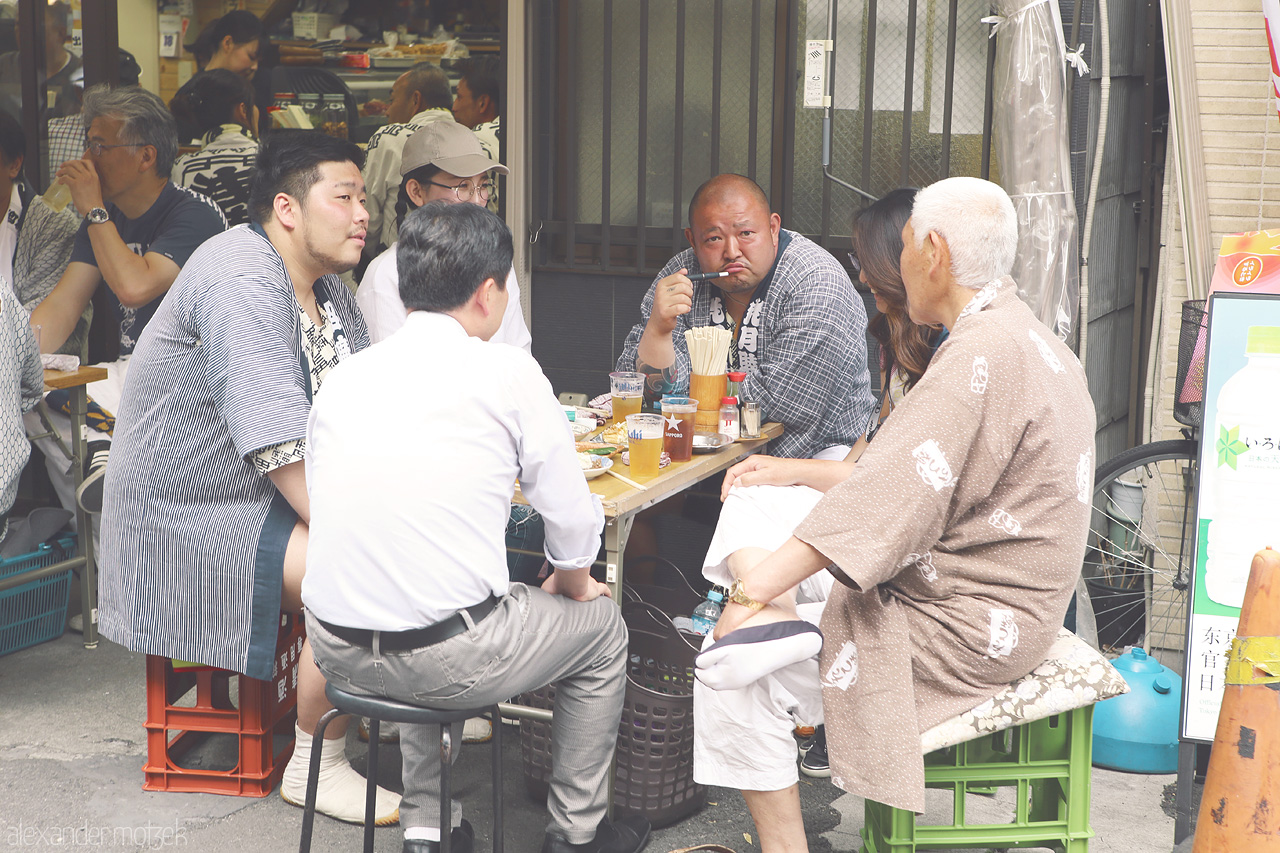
[317,594,500,653]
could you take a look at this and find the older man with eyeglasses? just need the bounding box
[358,120,530,351]
[27,84,226,516]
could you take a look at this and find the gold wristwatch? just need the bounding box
[726,577,766,611]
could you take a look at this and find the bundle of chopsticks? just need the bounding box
[684,327,732,375]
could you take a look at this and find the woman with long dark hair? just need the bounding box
[854,187,945,436]
[187,10,262,80]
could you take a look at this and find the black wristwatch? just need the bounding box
[85,207,109,225]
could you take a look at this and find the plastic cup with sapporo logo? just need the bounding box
[626,413,664,479]
[609,371,645,425]
[660,397,697,462]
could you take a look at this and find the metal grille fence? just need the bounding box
[530,0,998,275]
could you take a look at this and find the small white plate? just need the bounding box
[583,456,613,480]
[692,433,733,453]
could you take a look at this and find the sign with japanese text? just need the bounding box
[1182,291,1280,741]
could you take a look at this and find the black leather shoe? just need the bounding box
[541,815,651,853]
[403,819,474,853]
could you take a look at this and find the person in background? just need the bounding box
[361,62,454,256]
[46,51,143,181]
[358,120,527,350]
[0,111,84,355]
[170,69,259,226]
[451,57,500,213]
[175,11,263,145]
[27,85,227,517]
[186,10,263,80]
[0,272,41,548]
[0,2,80,122]
[97,130,399,827]
[452,57,499,149]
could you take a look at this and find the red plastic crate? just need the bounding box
[142,613,305,797]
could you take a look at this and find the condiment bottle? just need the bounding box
[726,370,746,401]
[741,401,762,439]
[719,396,740,440]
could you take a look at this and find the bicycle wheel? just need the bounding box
[1082,439,1198,671]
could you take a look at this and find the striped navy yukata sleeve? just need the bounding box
[617,230,876,460]
[97,225,370,679]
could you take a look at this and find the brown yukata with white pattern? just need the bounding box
[793,276,1096,813]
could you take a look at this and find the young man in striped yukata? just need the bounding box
[26,84,228,522]
[98,130,401,826]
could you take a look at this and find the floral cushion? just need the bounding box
[920,628,1130,754]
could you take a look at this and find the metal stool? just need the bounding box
[298,683,503,853]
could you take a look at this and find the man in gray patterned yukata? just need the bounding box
[617,173,876,462]
[697,177,1095,853]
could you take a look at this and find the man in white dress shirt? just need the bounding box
[303,200,650,853]
[357,119,530,351]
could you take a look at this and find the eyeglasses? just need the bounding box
[846,252,862,277]
[85,140,145,156]
[427,178,495,202]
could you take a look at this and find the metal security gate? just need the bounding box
[528,0,999,275]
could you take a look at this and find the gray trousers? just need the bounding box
[306,583,628,842]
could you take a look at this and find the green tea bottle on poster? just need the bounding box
[1205,325,1280,607]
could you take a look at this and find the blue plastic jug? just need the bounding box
[1092,647,1182,773]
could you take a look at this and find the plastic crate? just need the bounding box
[862,706,1094,853]
[142,613,305,797]
[0,534,75,657]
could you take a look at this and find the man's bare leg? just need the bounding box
[277,520,400,824]
[279,522,345,740]
[742,786,809,853]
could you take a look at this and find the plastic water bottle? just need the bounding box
[691,589,725,635]
[1204,325,1280,607]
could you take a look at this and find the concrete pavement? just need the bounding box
[0,627,1182,852]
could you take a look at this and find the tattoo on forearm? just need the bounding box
[637,360,678,400]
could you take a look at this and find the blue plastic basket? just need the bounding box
[0,534,76,657]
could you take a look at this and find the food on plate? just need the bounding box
[575,441,619,456]
[600,423,628,446]
[576,452,603,471]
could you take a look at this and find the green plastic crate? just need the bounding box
[862,705,1094,853]
[0,534,75,657]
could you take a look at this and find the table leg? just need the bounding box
[70,384,97,647]
[601,513,637,820]
[602,515,633,602]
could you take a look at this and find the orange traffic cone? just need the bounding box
[1193,547,1280,852]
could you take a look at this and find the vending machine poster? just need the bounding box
[1182,291,1280,742]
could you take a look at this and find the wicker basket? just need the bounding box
[520,593,706,826]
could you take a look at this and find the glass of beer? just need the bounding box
[609,371,645,425]
[625,413,665,480]
[660,396,697,462]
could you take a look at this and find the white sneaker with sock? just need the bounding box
[280,723,401,825]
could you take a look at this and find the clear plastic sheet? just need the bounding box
[989,0,1081,341]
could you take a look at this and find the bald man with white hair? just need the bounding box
[692,177,1096,853]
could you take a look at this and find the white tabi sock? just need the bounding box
[695,621,824,691]
[280,722,401,825]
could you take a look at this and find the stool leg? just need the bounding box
[299,707,343,853]
[364,719,380,853]
[491,708,502,853]
[441,723,453,853]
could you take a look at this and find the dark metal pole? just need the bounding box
[16,0,47,190]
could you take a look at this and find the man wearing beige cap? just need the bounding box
[358,120,530,351]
